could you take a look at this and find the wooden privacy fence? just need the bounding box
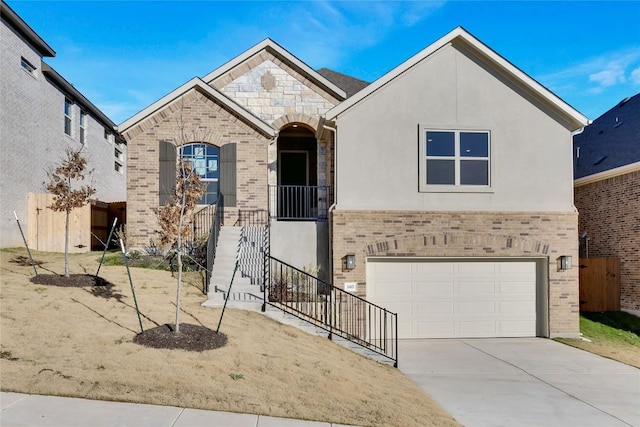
[27,193,126,253]
[578,257,620,312]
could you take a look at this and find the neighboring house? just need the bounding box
[0,1,126,249]
[120,27,588,339]
[573,93,640,310]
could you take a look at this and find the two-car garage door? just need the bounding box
[366,259,538,339]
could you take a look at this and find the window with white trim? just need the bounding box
[420,129,490,190]
[64,99,72,136]
[79,111,87,144]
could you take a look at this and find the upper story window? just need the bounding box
[419,128,490,191]
[179,143,219,205]
[20,57,36,76]
[79,111,87,144]
[64,99,72,136]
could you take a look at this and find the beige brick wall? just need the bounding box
[123,89,271,249]
[575,170,640,310]
[331,210,580,337]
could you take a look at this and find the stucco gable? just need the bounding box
[326,27,589,132]
[203,38,346,103]
[118,78,275,141]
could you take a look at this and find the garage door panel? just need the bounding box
[416,281,454,297]
[456,281,495,296]
[416,321,454,337]
[499,320,536,336]
[498,281,536,293]
[415,262,455,274]
[457,301,495,314]
[457,262,496,275]
[497,301,536,314]
[372,281,412,299]
[417,301,454,315]
[367,259,538,339]
[458,321,497,336]
[497,262,536,273]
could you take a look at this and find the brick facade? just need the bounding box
[331,210,580,337]
[123,89,271,248]
[575,170,640,310]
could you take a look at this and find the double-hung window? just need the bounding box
[79,111,87,144]
[64,99,72,136]
[420,128,490,190]
[180,143,219,205]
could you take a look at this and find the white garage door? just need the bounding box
[366,259,537,339]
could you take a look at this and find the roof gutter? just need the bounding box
[42,62,116,130]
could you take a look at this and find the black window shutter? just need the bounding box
[219,143,236,207]
[159,141,176,206]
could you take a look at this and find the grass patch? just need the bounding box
[556,311,640,368]
[0,248,458,427]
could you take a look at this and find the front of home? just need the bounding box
[119,27,588,340]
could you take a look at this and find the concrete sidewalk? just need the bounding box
[0,392,354,427]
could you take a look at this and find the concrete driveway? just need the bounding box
[399,338,640,427]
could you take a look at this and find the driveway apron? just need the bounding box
[399,338,640,427]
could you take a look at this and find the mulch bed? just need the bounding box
[133,324,227,352]
[30,274,111,287]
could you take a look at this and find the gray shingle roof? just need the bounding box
[316,68,369,98]
[573,93,640,179]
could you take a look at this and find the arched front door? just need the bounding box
[277,125,318,219]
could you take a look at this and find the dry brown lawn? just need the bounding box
[0,248,459,427]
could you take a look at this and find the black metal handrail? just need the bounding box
[192,204,217,243]
[268,185,333,220]
[205,194,223,293]
[263,256,398,366]
[236,209,268,227]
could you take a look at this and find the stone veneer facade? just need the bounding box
[331,210,580,337]
[574,170,640,310]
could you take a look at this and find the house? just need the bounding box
[573,93,640,311]
[119,27,588,340]
[0,1,126,250]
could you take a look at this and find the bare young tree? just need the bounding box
[45,148,96,277]
[156,104,208,334]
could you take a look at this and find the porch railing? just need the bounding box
[263,256,398,366]
[268,185,332,220]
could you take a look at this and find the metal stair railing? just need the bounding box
[262,256,398,367]
[204,194,224,294]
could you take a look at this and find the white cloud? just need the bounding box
[270,1,446,69]
[630,66,640,85]
[542,47,640,93]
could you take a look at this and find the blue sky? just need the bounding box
[8,1,640,125]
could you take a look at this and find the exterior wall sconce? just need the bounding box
[343,254,356,271]
[557,256,572,272]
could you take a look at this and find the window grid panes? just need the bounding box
[80,111,87,144]
[64,99,72,136]
[179,143,219,205]
[424,130,489,186]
